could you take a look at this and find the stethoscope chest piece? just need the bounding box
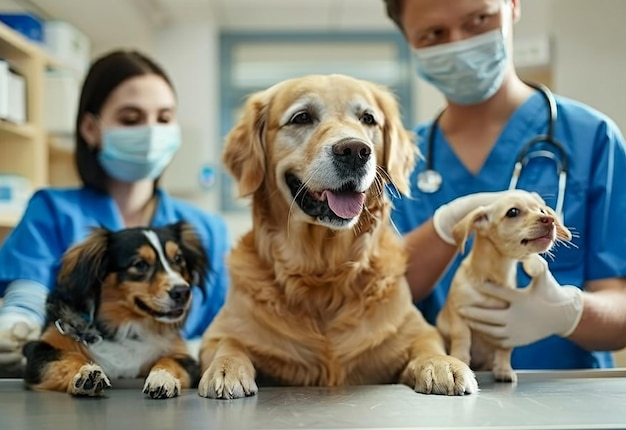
[417,169,443,193]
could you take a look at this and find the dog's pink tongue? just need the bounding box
[322,190,365,219]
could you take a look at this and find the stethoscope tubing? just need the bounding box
[418,82,568,218]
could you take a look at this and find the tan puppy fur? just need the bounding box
[436,190,572,383]
[197,74,478,399]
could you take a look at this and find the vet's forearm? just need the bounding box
[404,220,457,302]
[568,279,626,351]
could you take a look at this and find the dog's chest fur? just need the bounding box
[88,322,174,379]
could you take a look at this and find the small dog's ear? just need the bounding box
[451,207,489,253]
[170,221,210,301]
[52,228,110,322]
[222,90,268,197]
[544,206,572,241]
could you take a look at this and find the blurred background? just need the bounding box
[0,0,624,242]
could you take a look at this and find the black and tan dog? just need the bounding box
[23,221,208,398]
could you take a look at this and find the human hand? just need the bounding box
[432,191,510,245]
[458,258,584,348]
[0,312,42,367]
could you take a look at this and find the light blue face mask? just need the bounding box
[98,124,181,183]
[412,28,509,105]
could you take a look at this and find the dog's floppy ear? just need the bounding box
[543,206,572,241]
[451,206,489,253]
[51,228,110,322]
[222,90,268,197]
[169,221,210,301]
[371,83,419,196]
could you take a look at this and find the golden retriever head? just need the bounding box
[223,74,417,230]
[54,222,209,328]
[452,190,572,260]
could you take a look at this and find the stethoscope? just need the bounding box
[417,82,568,218]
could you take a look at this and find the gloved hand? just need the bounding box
[459,260,584,348]
[433,191,509,245]
[0,312,42,367]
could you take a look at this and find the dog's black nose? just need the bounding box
[168,285,191,305]
[332,139,371,169]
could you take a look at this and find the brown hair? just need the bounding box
[383,0,405,33]
[75,50,176,193]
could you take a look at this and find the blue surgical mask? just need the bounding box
[98,124,181,182]
[412,28,509,105]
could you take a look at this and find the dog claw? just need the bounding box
[70,364,111,397]
[143,369,181,399]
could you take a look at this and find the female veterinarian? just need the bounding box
[0,50,230,370]
[384,0,626,369]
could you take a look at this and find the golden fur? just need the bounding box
[198,74,478,398]
[437,190,572,382]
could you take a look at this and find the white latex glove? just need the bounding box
[433,191,509,245]
[459,265,584,348]
[0,312,42,366]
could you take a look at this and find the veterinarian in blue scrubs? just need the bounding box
[383,0,626,369]
[0,50,230,369]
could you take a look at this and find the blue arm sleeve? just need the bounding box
[0,191,62,295]
[585,119,626,280]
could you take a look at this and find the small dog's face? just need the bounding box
[222,74,417,230]
[104,227,197,323]
[57,221,209,325]
[452,190,572,260]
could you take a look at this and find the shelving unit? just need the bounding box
[0,21,74,240]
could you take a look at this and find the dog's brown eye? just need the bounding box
[132,259,150,273]
[360,112,376,125]
[289,111,313,125]
[173,253,184,265]
[505,208,521,218]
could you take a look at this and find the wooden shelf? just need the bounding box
[0,22,38,60]
[0,211,20,228]
[0,120,36,140]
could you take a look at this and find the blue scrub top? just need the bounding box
[0,187,230,340]
[392,90,626,370]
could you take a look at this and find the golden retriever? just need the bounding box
[436,190,571,382]
[197,74,478,398]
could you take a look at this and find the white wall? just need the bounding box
[550,0,626,133]
[151,21,252,242]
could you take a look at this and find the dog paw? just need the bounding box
[142,369,181,399]
[70,363,111,397]
[197,357,258,399]
[405,355,478,396]
[493,366,517,383]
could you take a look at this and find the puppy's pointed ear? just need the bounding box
[544,206,572,241]
[52,228,110,321]
[169,221,210,301]
[222,90,269,197]
[451,207,489,253]
[371,83,418,196]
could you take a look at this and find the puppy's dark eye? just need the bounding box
[360,112,376,126]
[173,253,184,265]
[289,111,314,125]
[506,208,521,218]
[130,259,151,273]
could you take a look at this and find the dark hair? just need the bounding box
[75,50,176,193]
[384,0,405,33]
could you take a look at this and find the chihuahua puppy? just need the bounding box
[436,190,571,383]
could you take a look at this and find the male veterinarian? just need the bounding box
[384,0,626,369]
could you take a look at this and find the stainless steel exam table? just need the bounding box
[1,370,626,430]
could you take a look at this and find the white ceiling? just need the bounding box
[0,0,396,50]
